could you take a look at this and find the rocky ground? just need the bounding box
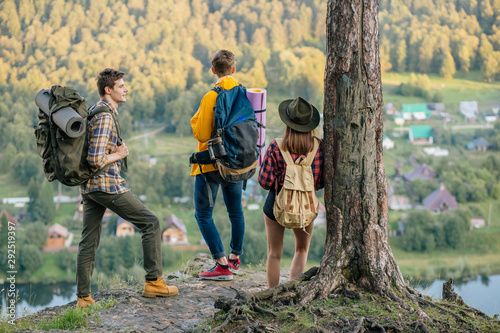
[17,253,283,332]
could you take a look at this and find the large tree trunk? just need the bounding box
[298,0,407,303]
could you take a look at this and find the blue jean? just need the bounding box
[194,173,245,259]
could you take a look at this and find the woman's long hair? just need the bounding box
[281,126,318,155]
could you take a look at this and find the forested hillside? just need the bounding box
[380,0,500,81]
[1,0,500,188]
[0,0,327,184]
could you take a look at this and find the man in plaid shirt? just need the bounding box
[76,68,178,308]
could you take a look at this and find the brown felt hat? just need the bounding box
[278,97,320,132]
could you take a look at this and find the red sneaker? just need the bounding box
[199,263,233,281]
[228,258,240,274]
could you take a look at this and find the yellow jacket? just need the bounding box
[190,76,240,176]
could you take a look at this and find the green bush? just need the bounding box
[19,244,43,273]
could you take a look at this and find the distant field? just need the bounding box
[0,173,30,198]
[125,130,195,160]
[382,71,500,110]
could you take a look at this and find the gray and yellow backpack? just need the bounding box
[273,137,320,231]
[34,85,122,186]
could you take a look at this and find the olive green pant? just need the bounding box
[76,191,162,297]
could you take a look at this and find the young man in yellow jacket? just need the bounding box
[191,50,244,280]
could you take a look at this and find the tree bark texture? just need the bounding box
[300,0,406,303]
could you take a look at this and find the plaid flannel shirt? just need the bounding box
[258,139,324,191]
[80,99,128,195]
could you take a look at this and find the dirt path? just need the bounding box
[126,125,167,142]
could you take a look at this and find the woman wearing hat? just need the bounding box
[258,96,324,288]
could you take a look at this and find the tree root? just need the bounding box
[210,311,235,333]
[209,269,497,333]
[251,302,276,318]
[249,266,319,303]
[417,295,467,323]
[411,320,431,333]
[352,316,365,333]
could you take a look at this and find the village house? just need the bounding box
[0,210,20,228]
[470,216,486,230]
[389,195,412,210]
[116,218,135,237]
[491,103,500,114]
[459,101,478,115]
[423,147,449,157]
[385,103,398,116]
[162,214,188,245]
[422,184,458,213]
[44,223,73,252]
[387,186,412,211]
[402,104,431,121]
[440,112,456,123]
[427,103,445,118]
[403,164,437,182]
[466,137,490,151]
[383,136,395,150]
[427,103,445,113]
[484,114,498,123]
[409,125,433,145]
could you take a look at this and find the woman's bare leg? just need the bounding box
[264,215,285,288]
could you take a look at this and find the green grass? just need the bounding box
[0,297,116,332]
[0,174,28,198]
[53,202,78,225]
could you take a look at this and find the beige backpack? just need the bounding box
[273,138,320,231]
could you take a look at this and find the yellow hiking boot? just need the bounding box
[76,295,96,308]
[142,277,178,298]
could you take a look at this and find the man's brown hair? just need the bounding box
[282,127,318,156]
[96,68,125,97]
[211,50,235,77]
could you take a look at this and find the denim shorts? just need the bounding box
[263,187,281,221]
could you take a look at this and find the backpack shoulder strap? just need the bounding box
[275,138,295,166]
[88,105,122,140]
[88,105,110,117]
[304,137,321,166]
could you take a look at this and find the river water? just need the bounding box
[1,282,87,318]
[1,275,499,318]
[416,274,500,316]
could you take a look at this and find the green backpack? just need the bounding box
[34,85,123,186]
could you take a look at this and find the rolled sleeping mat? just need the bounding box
[246,88,267,166]
[35,89,86,138]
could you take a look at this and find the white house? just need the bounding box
[470,216,486,230]
[485,115,498,123]
[423,147,449,157]
[459,101,478,115]
[383,136,395,150]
